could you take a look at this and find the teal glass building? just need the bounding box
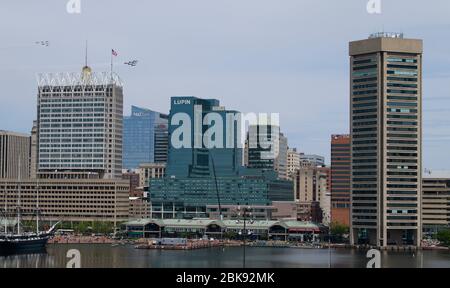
[150,96,294,219]
[166,97,242,178]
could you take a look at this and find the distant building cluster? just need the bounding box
[1,33,449,247]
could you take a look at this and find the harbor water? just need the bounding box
[0,244,449,268]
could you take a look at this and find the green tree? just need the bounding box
[91,221,114,234]
[223,231,237,240]
[436,229,450,247]
[74,222,91,234]
[330,222,349,237]
[179,232,190,239]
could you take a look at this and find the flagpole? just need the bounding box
[110,49,113,83]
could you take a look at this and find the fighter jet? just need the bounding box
[124,60,138,67]
[35,41,50,47]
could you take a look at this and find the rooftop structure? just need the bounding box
[36,71,123,92]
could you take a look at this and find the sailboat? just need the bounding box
[0,223,59,255]
[0,161,59,255]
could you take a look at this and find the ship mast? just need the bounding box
[36,179,39,235]
[17,157,21,235]
[3,185,6,234]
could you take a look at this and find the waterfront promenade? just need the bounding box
[49,235,121,245]
[47,235,450,252]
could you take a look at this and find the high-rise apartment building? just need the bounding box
[331,134,351,226]
[350,33,423,247]
[36,66,123,179]
[294,164,329,224]
[0,130,31,179]
[287,148,300,178]
[294,165,328,200]
[275,133,288,180]
[318,166,331,194]
[123,106,169,169]
[247,126,288,180]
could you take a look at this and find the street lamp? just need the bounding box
[238,205,252,269]
[328,224,332,268]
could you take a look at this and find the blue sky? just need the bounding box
[0,0,449,168]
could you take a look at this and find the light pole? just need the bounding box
[238,205,251,269]
[328,225,332,268]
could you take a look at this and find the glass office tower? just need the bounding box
[166,96,242,178]
[123,106,168,170]
[150,96,294,219]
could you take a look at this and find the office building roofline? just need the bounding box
[349,35,423,56]
[423,170,450,179]
[36,71,123,91]
[127,105,168,118]
[0,130,30,137]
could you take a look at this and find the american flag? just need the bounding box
[112,49,118,57]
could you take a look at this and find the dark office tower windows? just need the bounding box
[349,33,423,247]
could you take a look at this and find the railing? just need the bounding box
[369,32,404,39]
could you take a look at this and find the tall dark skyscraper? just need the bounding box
[123,106,168,170]
[349,33,423,247]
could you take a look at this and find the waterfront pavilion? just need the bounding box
[123,219,322,241]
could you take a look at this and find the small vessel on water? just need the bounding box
[0,160,59,255]
[0,234,48,254]
[0,224,59,255]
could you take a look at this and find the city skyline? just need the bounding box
[1,0,450,270]
[1,0,450,170]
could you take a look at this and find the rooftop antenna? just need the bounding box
[85,40,88,67]
[82,40,92,80]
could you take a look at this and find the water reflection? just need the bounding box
[0,250,56,268]
[0,244,449,268]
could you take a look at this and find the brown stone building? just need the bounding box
[330,134,351,226]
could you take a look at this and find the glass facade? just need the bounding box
[166,97,243,178]
[150,97,294,218]
[150,172,294,219]
[123,106,168,170]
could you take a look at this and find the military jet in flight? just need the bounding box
[124,60,138,67]
[35,41,50,47]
